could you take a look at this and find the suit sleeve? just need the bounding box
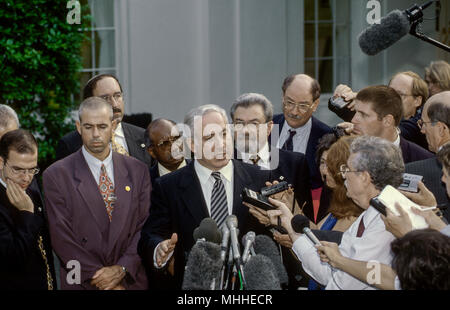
[117,167,151,286]
[138,178,172,268]
[43,170,103,288]
[294,155,313,216]
[0,209,43,268]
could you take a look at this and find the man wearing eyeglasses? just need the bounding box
[145,119,188,186]
[405,91,450,221]
[0,129,55,290]
[272,74,332,194]
[55,74,152,168]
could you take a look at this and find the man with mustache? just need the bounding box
[56,74,152,167]
[44,97,150,290]
[272,74,332,221]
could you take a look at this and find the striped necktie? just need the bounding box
[210,172,228,228]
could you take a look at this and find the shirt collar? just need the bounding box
[238,142,270,164]
[115,122,125,138]
[284,118,312,134]
[82,145,113,171]
[393,128,401,147]
[194,159,233,186]
[158,159,187,177]
[0,176,6,189]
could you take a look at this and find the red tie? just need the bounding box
[356,217,365,238]
[98,164,116,222]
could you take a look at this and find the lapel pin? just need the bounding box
[141,143,146,148]
[125,186,131,192]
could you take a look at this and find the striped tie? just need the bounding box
[210,172,228,228]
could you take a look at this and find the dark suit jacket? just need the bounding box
[0,178,55,290]
[149,159,191,187]
[55,122,153,167]
[406,157,449,221]
[399,114,428,150]
[234,147,314,222]
[271,114,332,189]
[138,160,271,288]
[399,137,434,164]
[43,150,150,290]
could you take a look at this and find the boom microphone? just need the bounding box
[358,1,436,55]
[182,241,223,290]
[244,254,281,290]
[253,235,289,286]
[291,215,322,246]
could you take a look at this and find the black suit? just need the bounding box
[138,160,271,288]
[271,115,332,190]
[399,137,434,164]
[399,112,428,150]
[149,159,191,187]
[406,157,449,221]
[55,122,153,167]
[0,178,55,290]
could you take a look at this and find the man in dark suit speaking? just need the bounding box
[138,104,270,288]
[55,74,152,167]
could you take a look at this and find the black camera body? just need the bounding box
[328,96,356,122]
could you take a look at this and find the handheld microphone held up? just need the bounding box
[241,231,256,264]
[291,214,322,246]
[225,215,246,288]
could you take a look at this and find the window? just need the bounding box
[304,0,351,93]
[77,0,116,101]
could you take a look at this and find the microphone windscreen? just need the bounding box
[182,241,222,290]
[193,218,222,244]
[358,10,410,56]
[291,214,310,234]
[244,254,281,290]
[253,235,289,285]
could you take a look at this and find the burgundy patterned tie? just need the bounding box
[356,217,365,238]
[98,164,116,222]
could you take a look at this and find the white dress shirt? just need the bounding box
[154,160,234,268]
[277,118,312,154]
[113,122,129,153]
[292,206,396,290]
[82,146,114,186]
[158,160,187,178]
[237,142,271,170]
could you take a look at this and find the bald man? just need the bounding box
[406,91,450,221]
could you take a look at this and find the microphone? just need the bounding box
[241,231,256,264]
[291,215,322,246]
[182,241,223,290]
[226,215,246,288]
[193,217,222,244]
[253,235,289,286]
[244,254,281,290]
[358,1,435,55]
[220,225,230,263]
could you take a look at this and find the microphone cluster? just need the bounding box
[182,216,288,290]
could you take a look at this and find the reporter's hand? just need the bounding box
[273,231,293,248]
[316,241,342,268]
[381,203,413,238]
[264,181,296,209]
[6,178,34,213]
[400,181,437,207]
[91,265,126,290]
[411,207,446,231]
[336,122,355,135]
[245,203,271,227]
[334,84,357,110]
[156,233,178,267]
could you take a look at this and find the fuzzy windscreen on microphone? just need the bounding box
[358,10,410,56]
[253,235,289,285]
[182,241,222,290]
[244,254,281,290]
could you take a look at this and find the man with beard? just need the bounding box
[55,74,152,167]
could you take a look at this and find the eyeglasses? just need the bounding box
[5,162,40,176]
[99,92,123,103]
[339,164,361,179]
[283,99,313,112]
[154,133,183,149]
[417,119,436,129]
